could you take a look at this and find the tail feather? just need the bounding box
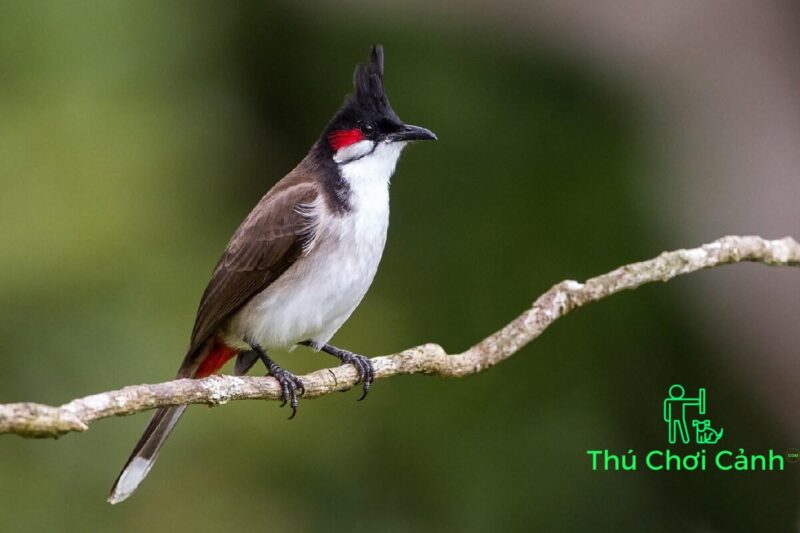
[107,405,187,504]
[108,338,239,504]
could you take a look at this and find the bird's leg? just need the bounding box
[248,342,304,419]
[300,341,375,400]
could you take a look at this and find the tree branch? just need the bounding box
[1,235,798,438]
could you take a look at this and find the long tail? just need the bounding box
[107,405,187,504]
[107,338,239,504]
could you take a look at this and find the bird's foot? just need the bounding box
[268,365,305,419]
[249,342,304,419]
[336,351,375,400]
[301,341,374,401]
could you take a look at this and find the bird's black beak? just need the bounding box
[386,124,437,142]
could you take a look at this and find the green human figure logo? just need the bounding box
[663,384,724,445]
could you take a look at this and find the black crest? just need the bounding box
[322,44,400,137]
[353,45,387,112]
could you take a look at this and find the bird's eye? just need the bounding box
[359,123,375,135]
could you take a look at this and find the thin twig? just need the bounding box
[1,235,797,438]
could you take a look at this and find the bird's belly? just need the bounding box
[229,199,389,350]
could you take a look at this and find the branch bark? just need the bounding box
[1,235,798,438]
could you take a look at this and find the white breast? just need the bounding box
[229,141,404,350]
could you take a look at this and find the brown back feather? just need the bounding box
[181,169,319,371]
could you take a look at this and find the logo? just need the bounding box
[788,449,799,463]
[586,384,792,473]
[663,384,723,444]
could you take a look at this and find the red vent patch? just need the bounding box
[195,337,239,378]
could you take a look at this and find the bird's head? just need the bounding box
[323,45,436,167]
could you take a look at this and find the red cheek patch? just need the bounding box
[328,128,364,151]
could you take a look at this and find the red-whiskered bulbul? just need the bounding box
[108,45,436,504]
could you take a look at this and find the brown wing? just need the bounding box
[184,175,318,362]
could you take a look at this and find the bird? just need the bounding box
[108,44,436,504]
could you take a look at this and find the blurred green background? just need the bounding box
[0,2,797,532]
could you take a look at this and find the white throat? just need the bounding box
[334,140,406,186]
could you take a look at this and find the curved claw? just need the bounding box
[351,357,365,385]
[269,368,304,419]
[300,342,376,401]
[279,381,289,407]
[288,387,299,420]
[340,354,374,401]
[358,358,375,401]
